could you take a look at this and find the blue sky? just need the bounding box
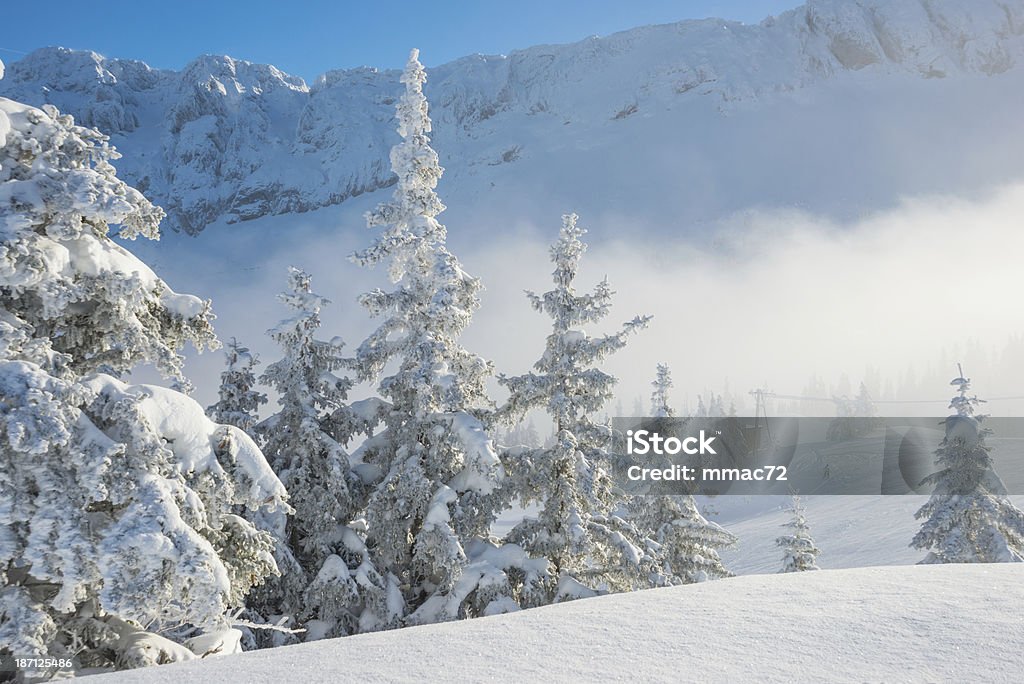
[1,1,799,82]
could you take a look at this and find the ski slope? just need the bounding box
[717,492,1024,574]
[719,495,922,573]
[93,564,1024,683]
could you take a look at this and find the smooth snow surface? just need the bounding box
[93,564,1024,683]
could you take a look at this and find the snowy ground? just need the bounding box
[92,564,1024,683]
[495,494,1024,575]
[719,495,926,573]
[719,494,1024,574]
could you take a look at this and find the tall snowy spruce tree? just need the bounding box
[0,95,286,670]
[253,267,395,640]
[500,213,660,602]
[207,338,267,435]
[911,369,1024,563]
[776,495,820,572]
[628,364,735,584]
[349,50,533,625]
[650,363,674,417]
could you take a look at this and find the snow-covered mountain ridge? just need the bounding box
[2,0,1023,234]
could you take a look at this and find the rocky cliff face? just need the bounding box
[2,0,1023,234]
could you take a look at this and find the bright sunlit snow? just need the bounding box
[92,565,1024,683]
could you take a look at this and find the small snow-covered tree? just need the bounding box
[693,393,726,418]
[694,395,708,418]
[853,382,879,420]
[500,213,655,602]
[259,268,355,563]
[253,267,393,640]
[505,418,542,448]
[631,365,735,584]
[911,369,1024,563]
[709,394,725,417]
[522,419,541,447]
[828,382,881,441]
[630,492,735,583]
[207,338,267,435]
[650,363,674,417]
[0,96,285,671]
[349,50,515,624]
[776,495,820,572]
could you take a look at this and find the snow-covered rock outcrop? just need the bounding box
[2,0,1023,234]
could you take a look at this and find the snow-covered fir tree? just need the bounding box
[828,382,881,441]
[911,369,1024,563]
[632,396,644,417]
[853,382,878,419]
[693,393,726,418]
[524,419,541,447]
[629,366,735,584]
[776,495,820,572]
[349,50,524,624]
[253,267,394,640]
[207,338,267,435]
[650,363,674,417]
[694,395,708,417]
[500,212,658,602]
[709,394,726,418]
[629,489,735,584]
[0,95,286,670]
[505,418,542,448]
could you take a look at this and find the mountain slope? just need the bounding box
[93,564,1024,683]
[3,0,1024,234]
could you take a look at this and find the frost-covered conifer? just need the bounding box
[630,492,735,583]
[694,395,708,418]
[828,382,881,441]
[911,370,1024,563]
[631,365,734,584]
[349,50,515,624]
[505,419,542,448]
[709,394,725,418]
[853,382,878,419]
[0,96,286,671]
[500,213,655,601]
[0,100,213,387]
[523,419,541,447]
[254,267,393,639]
[207,338,267,435]
[650,364,674,418]
[776,495,820,572]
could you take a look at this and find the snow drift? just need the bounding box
[93,564,1024,682]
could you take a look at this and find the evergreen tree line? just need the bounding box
[205,51,735,643]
